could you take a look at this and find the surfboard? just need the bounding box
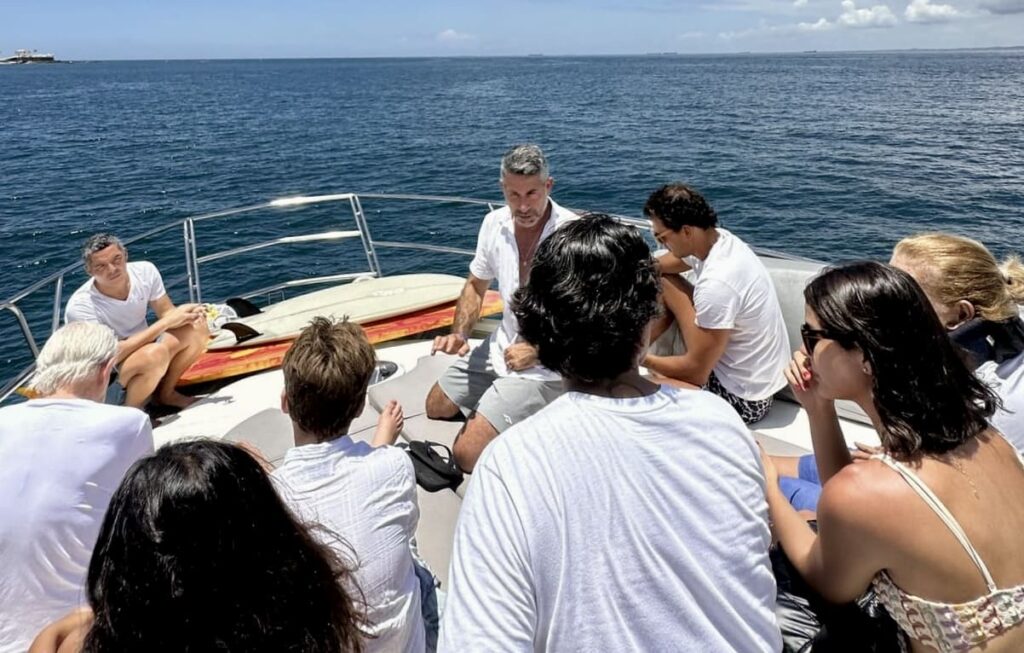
[207,273,467,350]
[178,290,503,387]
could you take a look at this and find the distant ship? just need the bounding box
[0,49,57,64]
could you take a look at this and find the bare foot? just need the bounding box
[372,400,405,447]
[156,390,198,409]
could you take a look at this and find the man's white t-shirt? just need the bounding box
[440,386,781,653]
[685,228,790,400]
[272,437,425,653]
[469,200,576,380]
[65,261,167,338]
[0,399,153,653]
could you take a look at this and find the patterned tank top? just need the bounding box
[870,448,1024,653]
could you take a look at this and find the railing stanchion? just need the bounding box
[350,195,381,277]
[51,275,64,335]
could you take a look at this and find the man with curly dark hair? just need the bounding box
[643,183,789,423]
[440,214,780,652]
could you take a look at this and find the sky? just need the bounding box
[3,0,1023,59]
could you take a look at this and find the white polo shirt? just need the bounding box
[65,261,166,339]
[469,200,576,380]
[684,228,790,401]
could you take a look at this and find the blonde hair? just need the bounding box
[893,233,1024,322]
[30,322,118,395]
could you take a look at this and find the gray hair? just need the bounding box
[500,144,549,181]
[82,233,125,269]
[30,322,118,395]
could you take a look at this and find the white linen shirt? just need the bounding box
[685,228,790,400]
[271,437,425,653]
[469,199,576,380]
[0,399,153,653]
[65,261,167,339]
[440,386,781,653]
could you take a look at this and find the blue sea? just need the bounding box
[2,51,1023,381]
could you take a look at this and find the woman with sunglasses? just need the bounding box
[763,261,1024,653]
[775,234,1024,510]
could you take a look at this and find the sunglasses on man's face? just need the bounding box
[800,323,840,355]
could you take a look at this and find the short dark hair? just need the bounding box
[83,440,367,653]
[805,261,998,458]
[643,183,718,231]
[512,214,660,384]
[82,233,125,270]
[283,317,376,441]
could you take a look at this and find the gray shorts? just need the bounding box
[437,344,563,433]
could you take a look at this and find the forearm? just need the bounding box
[643,352,711,387]
[807,404,852,484]
[115,319,168,363]
[452,282,485,338]
[766,484,819,579]
[656,252,691,276]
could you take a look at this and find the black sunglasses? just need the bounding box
[800,323,841,355]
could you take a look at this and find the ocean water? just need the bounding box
[2,52,1023,380]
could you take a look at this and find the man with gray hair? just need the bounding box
[0,322,153,653]
[425,144,575,472]
[65,233,208,409]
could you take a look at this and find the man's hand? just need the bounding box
[432,333,470,356]
[160,303,206,330]
[504,342,539,372]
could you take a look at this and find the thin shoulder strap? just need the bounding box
[872,453,998,592]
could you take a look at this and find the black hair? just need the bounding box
[82,439,367,653]
[643,183,718,231]
[806,261,998,458]
[512,213,659,384]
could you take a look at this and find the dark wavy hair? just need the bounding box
[512,213,660,384]
[806,261,998,458]
[82,440,367,653]
[643,183,718,231]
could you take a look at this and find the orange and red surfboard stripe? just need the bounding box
[178,291,503,387]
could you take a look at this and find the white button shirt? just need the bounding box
[469,199,576,380]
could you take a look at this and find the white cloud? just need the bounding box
[799,16,835,28]
[679,30,707,39]
[978,0,1024,13]
[436,28,475,43]
[837,0,899,27]
[794,0,810,6]
[904,0,960,21]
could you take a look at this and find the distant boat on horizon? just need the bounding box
[0,49,58,65]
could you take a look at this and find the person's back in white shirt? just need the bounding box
[65,260,166,338]
[687,228,790,401]
[440,386,781,653]
[0,399,153,653]
[272,437,425,653]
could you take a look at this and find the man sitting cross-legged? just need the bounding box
[425,144,575,472]
[642,183,790,423]
[269,317,426,653]
[0,322,154,653]
[440,215,781,652]
[64,233,209,409]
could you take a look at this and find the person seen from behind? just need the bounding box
[0,322,153,653]
[30,439,368,653]
[271,317,427,653]
[440,214,781,652]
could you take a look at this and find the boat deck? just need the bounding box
[154,338,879,587]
